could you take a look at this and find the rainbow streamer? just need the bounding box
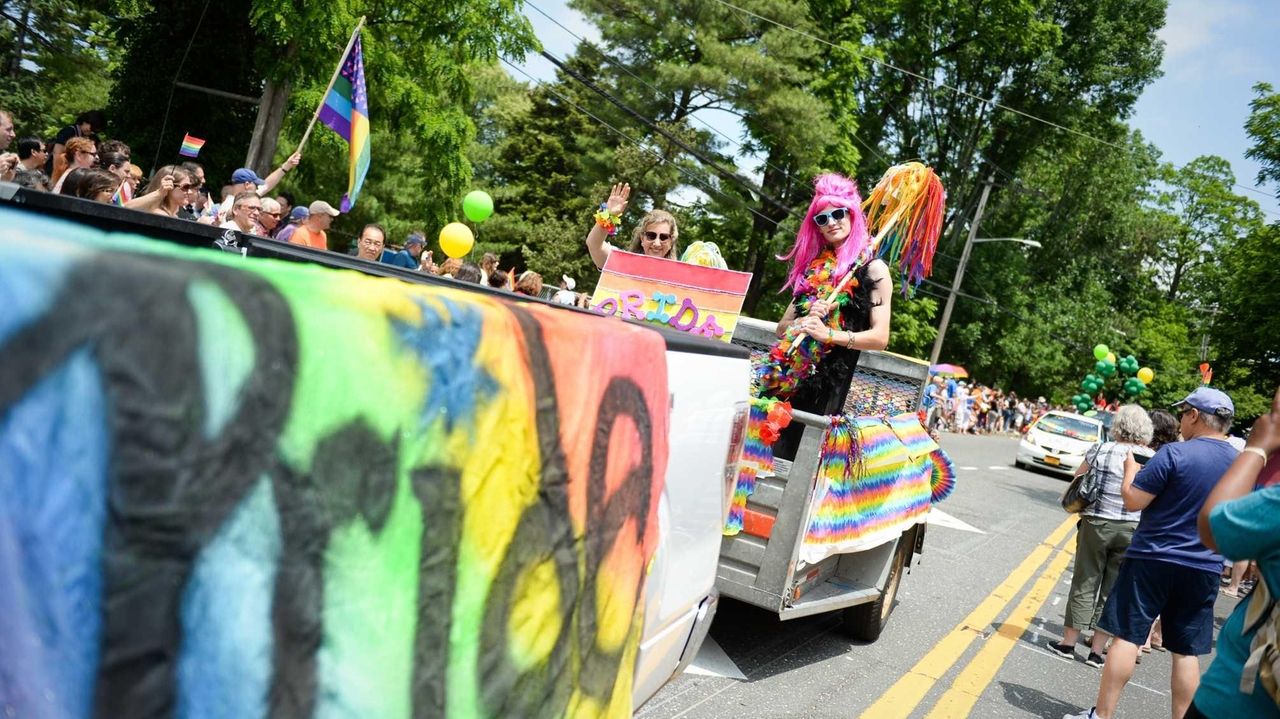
[862,162,946,293]
[724,398,791,535]
[318,32,370,212]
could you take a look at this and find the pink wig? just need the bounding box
[779,173,869,294]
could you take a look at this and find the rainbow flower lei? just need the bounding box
[753,250,860,400]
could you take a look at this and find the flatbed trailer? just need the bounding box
[720,317,932,640]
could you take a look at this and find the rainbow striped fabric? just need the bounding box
[318,32,370,212]
[178,133,205,158]
[724,399,776,535]
[800,415,946,563]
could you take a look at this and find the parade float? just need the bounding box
[588,162,957,640]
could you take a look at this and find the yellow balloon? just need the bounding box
[1137,367,1154,384]
[1105,352,1116,364]
[439,222,474,259]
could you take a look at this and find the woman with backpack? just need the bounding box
[1049,404,1156,666]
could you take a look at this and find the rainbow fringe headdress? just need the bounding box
[862,162,946,293]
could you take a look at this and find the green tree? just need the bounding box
[1,0,125,137]
[1245,82,1280,192]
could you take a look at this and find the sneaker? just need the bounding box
[1085,652,1105,668]
[1063,709,1099,719]
[1047,641,1075,659]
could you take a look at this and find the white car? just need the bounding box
[1016,411,1104,477]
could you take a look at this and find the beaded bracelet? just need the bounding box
[594,203,621,237]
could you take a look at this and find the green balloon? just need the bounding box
[1095,360,1107,374]
[1100,361,1116,377]
[462,190,494,222]
[1094,344,1110,361]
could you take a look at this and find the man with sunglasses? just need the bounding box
[1066,387,1239,719]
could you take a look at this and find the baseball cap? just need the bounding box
[562,275,576,290]
[231,168,265,185]
[308,200,340,217]
[405,233,425,247]
[1172,387,1234,418]
[288,206,309,221]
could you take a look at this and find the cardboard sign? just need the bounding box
[591,250,752,343]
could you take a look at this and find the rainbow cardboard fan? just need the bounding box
[590,250,752,343]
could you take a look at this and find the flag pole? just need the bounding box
[297,16,366,153]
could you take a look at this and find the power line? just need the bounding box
[536,48,797,219]
[706,0,1280,209]
[498,56,789,232]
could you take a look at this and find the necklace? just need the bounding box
[752,250,860,400]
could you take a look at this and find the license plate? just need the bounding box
[1043,456,1060,466]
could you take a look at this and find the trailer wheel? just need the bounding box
[841,531,912,642]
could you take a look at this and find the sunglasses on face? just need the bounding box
[176,183,196,192]
[643,231,671,242]
[813,207,850,227]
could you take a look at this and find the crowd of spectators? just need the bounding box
[0,107,581,303]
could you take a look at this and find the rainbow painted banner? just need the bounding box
[800,413,948,563]
[0,207,670,719]
[590,250,752,343]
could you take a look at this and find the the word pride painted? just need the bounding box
[0,208,670,719]
[590,250,752,343]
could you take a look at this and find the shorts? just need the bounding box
[1096,557,1219,656]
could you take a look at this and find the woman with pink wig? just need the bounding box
[765,173,894,457]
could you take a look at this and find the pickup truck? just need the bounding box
[0,187,748,718]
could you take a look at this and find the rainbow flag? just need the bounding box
[110,180,131,206]
[318,32,370,212]
[178,134,206,158]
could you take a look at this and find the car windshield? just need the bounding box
[1036,415,1101,442]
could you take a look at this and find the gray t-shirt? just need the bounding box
[1081,441,1153,522]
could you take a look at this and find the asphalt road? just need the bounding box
[638,433,1241,719]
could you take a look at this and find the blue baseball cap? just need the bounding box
[231,168,265,185]
[288,206,309,221]
[1172,387,1234,418]
[405,233,425,247]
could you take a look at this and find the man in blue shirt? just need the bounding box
[384,232,426,270]
[1186,386,1280,719]
[1066,387,1240,719]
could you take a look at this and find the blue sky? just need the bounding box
[509,0,1280,218]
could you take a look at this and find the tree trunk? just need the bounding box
[7,1,32,79]
[741,150,793,314]
[244,76,293,174]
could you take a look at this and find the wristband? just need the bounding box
[594,204,621,237]
[1242,446,1270,461]
[827,327,833,343]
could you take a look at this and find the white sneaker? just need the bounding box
[1062,709,1099,719]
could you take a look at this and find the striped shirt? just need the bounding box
[1081,441,1153,522]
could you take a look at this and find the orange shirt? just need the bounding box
[290,225,328,251]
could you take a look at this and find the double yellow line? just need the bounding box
[858,516,1078,719]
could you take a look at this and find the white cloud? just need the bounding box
[1157,0,1275,82]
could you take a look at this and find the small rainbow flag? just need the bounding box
[110,180,131,207]
[178,134,206,158]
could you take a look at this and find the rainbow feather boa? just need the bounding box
[863,161,946,293]
[724,398,792,535]
[753,251,855,400]
[801,413,954,563]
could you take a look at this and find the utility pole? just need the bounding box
[928,174,995,367]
